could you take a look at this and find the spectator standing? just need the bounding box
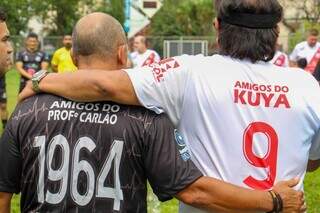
[51,35,77,73]
[290,29,320,73]
[15,33,49,92]
[130,35,160,67]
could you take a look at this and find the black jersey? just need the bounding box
[0,77,6,103]
[0,76,5,90]
[0,94,202,213]
[15,50,49,79]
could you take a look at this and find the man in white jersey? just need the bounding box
[19,0,313,212]
[270,44,289,67]
[290,28,320,73]
[130,35,160,67]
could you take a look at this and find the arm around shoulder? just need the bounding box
[36,69,140,105]
[175,177,305,213]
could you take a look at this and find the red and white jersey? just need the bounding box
[125,54,320,213]
[290,41,320,73]
[270,51,289,67]
[130,49,160,68]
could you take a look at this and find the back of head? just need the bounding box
[72,12,126,60]
[217,0,283,63]
[297,58,307,69]
[0,8,7,23]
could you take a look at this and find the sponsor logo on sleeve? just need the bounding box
[151,58,180,82]
[174,129,191,161]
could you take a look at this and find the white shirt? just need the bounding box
[270,51,289,67]
[290,41,320,63]
[125,54,320,213]
[130,49,160,68]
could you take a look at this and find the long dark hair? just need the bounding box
[217,0,283,63]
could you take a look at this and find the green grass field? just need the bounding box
[3,70,320,212]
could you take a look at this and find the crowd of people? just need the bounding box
[0,0,320,212]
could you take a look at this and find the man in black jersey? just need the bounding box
[0,12,304,213]
[15,32,49,92]
[0,8,12,132]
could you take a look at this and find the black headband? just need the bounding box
[219,12,280,29]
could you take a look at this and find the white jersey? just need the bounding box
[130,49,160,68]
[270,51,289,67]
[125,55,320,213]
[290,41,320,63]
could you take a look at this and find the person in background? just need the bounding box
[15,32,49,92]
[130,35,160,67]
[51,34,77,73]
[290,29,320,73]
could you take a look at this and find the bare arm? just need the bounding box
[175,177,304,213]
[16,62,32,79]
[0,192,12,213]
[19,70,140,104]
[307,160,320,172]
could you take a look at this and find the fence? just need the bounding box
[10,34,301,61]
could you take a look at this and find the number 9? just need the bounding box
[243,122,278,190]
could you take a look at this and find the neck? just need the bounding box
[27,48,36,53]
[77,56,121,70]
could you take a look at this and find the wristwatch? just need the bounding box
[32,70,48,93]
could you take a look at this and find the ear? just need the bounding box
[70,48,78,67]
[214,18,220,44]
[214,18,220,30]
[117,45,128,67]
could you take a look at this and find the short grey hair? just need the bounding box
[72,13,127,58]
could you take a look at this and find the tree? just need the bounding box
[276,0,320,51]
[38,0,125,35]
[0,0,34,35]
[1,0,125,36]
[279,0,320,33]
[150,0,215,36]
[105,0,125,27]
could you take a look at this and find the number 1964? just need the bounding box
[33,135,124,210]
